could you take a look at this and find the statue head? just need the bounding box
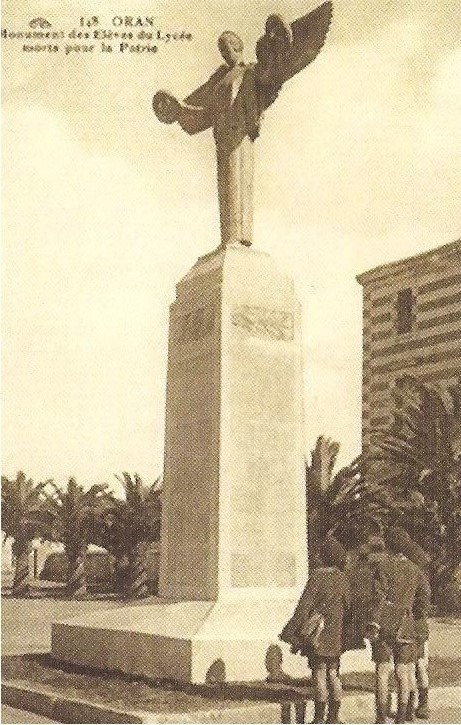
[218,31,244,67]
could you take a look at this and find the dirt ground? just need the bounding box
[2,595,460,658]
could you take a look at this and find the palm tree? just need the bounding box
[305,436,391,548]
[304,378,460,611]
[110,473,162,599]
[1,472,53,596]
[327,377,460,603]
[95,498,130,596]
[305,436,340,558]
[43,478,112,598]
[372,377,460,549]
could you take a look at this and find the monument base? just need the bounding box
[51,597,372,684]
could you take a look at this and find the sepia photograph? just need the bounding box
[2,0,460,722]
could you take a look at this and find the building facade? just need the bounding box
[357,240,461,448]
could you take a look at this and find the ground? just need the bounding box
[1,593,125,656]
[3,596,460,660]
[1,595,134,724]
[1,705,57,723]
[1,596,460,723]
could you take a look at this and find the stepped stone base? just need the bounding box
[51,597,372,684]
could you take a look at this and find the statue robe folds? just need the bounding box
[152,1,333,247]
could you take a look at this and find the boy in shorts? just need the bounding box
[385,527,431,720]
[365,535,430,724]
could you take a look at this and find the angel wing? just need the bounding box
[255,1,333,94]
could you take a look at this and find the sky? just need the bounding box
[2,0,461,492]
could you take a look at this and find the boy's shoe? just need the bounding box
[415,688,430,719]
[406,691,416,722]
[310,700,327,723]
[326,699,342,723]
[415,704,430,719]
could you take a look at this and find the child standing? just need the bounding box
[280,537,351,724]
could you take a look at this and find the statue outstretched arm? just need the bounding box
[152,91,212,135]
[153,66,229,135]
[255,1,333,106]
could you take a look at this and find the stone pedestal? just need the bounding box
[160,244,307,601]
[52,245,372,682]
[52,245,310,682]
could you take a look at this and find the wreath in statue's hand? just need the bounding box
[152,91,181,124]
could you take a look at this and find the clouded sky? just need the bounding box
[2,0,460,491]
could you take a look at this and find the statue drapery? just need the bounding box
[152,2,333,248]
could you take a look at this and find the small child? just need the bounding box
[382,527,431,722]
[280,537,350,724]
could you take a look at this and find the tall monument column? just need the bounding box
[52,244,310,684]
[152,4,335,610]
[49,2,376,686]
[160,243,307,601]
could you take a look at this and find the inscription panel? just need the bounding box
[227,338,301,588]
[231,305,294,341]
[231,551,296,587]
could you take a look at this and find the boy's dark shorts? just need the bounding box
[372,640,417,664]
[307,653,341,670]
[416,641,426,660]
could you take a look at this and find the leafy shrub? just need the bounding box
[40,544,160,594]
[40,550,114,590]
[40,552,68,582]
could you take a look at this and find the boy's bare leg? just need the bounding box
[326,665,342,723]
[311,664,328,723]
[395,662,411,723]
[415,646,430,719]
[406,662,417,722]
[375,662,392,723]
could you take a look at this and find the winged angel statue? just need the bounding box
[152,2,332,248]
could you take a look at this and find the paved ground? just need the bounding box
[425,617,461,659]
[1,598,460,723]
[1,596,128,723]
[1,705,57,723]
[338,688,461,724]
[2,689,460,723]
[1,595,126,655]
[3,597,460,658]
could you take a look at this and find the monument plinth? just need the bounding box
[52,0,371,684]
[160,244,307,601]
[52,244,310,682]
